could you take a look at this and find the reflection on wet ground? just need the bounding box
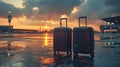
[0,33,120,67]
[53,54,72,67]
[73,56,94,67]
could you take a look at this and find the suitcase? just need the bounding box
[73,16,94,57]
[53,18,72,55]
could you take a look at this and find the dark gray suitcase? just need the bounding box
[73,17,94,57]
[53,18,72,55]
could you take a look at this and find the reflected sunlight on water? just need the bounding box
[0,41,26,51]
[41,58,54,64]
[44,33,49,46]
[94,33,100,41]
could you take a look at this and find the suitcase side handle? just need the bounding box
[60,18,67,27]
[79,16,87,27]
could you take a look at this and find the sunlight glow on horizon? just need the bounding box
[0,16,102,32]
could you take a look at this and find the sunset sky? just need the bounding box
[0,0,120,31]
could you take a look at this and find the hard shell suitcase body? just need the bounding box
[73,17,94,57]
[53,18,72,55]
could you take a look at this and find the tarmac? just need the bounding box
[0,33,120,67]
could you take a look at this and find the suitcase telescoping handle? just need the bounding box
[60,18,67,27]
[79,16,87,27]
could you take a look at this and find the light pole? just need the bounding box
[8,11,12,33]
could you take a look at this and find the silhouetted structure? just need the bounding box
[102,16,120,25]
[13,29,38,33]
[8,11,12,33]
[0,26,13,33]
[100,16,120,33]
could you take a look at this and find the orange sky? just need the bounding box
[0,0,107,32]
[0,15,105,32]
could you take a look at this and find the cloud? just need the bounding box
[22,0,81,20]
[1,0,120,31]
[72,0,104,19]
[73,0,120,19]
[1,0,120,20]
[104,0,120,7]
[0,1,22,18]
[0,0,83,21]
[103,0,120,16]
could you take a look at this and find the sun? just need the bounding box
[45,26,49,29]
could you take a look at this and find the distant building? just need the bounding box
[100,16,120,33]
[13,29,38,33]
[0,26,13,33]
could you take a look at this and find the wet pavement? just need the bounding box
[0,33,120,67]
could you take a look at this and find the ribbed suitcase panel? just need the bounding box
[53,27,72,52]
[73,27,94,54]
